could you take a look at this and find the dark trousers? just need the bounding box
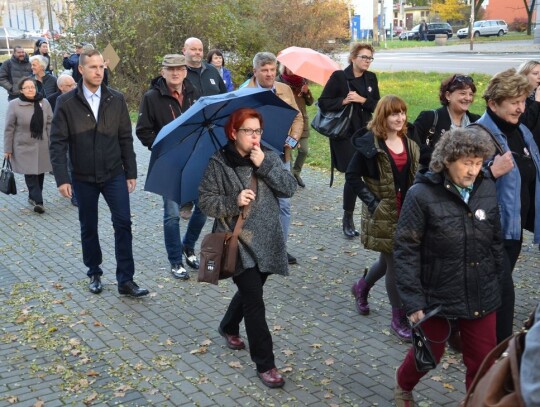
[24,174,45,204]
[342,181,357,212]
[72,174,135,285]
[397,312,496,391]
[220,267,274,372]
[496,239,522,343]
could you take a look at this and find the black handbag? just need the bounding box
[311,102,353,140]
[411,305,450,372]
[0,158,17,195]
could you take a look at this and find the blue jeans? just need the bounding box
[72,174,134,285]
[163,198,207,265]
[278,161,291,243]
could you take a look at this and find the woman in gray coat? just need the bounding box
[4,77,53,213]
[199,108,297,389]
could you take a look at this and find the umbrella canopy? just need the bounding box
[277,46,340,86]
[145,87,299,205]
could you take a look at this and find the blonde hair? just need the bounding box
[367,95,408,140]
[517,60,540,76]
[483,68,532,105]
[348,43,375,64]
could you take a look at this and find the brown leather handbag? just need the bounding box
[198,175,257,285]
[463,331,526,407]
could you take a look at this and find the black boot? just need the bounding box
[342,211,359,238]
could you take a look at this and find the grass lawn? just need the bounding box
[301,71,492,171]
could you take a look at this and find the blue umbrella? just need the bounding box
[144,87,299,205]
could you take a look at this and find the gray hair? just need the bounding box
[429,127,496,173]
[29,55,48,71]
[57,74,74,86]
[253,52,277,69]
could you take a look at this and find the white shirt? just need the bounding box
[82,84,101,121]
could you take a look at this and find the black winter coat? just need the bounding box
[413,107,480,166]
[186,62,227,96]
[135,76,200,149]
[521,95,540,148]
[50,83,137,186]
[394,169,504,319]
[318,65,380,172]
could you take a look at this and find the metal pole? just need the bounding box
[46,0,57,72]
[469,0,474,51]
[372,0,379,46]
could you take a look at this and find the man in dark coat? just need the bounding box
[50,49,148,298]
[0,46,32,100]
[183,37,227,96]
[136,54,203,280]
[62,42,84,83]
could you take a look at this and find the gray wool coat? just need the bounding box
[198,148,297,276]
[4,98,53,175]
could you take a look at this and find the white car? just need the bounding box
[457,20,508,39]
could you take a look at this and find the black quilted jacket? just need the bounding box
[394,169,504,319]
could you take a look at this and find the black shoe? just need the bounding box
[287,252,297,265]
[293,173,305,188]
[118,281,149,297]
[88,275,103,294]
[183,248,200,269]
[342,211,359,238]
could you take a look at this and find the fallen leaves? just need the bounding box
[228,361,243,369]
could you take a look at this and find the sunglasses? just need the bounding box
[451,75,474,86]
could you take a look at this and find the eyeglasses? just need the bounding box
[356,55,374,62]
[22,86,36,90]
[238,128,263,136]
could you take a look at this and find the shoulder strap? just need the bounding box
[232,175,257,237]
[468,122,505,155]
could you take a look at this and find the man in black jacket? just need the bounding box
[183,37,227,96]
[50,49,149,298]
[0,46,32,100]
[136,54,203,280]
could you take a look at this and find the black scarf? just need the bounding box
[486,106,520,134]
[222,141,256,168]
[19,93,44,140]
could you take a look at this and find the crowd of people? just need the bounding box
[1,38,540,403]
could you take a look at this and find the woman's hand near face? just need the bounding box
[535,86,540,102]
[249,143,264,167]
[237,189,256,207]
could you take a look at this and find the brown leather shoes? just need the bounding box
[218,326,245,350]
[257,368,285,388]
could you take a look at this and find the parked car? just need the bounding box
[399,23,453,41]
[457,20,508,39]
[0,27,40,55]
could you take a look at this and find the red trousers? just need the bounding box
[397,312,496,391]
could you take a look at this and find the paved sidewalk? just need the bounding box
[0,86,539,406]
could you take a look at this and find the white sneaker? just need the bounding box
[170,264,189,280]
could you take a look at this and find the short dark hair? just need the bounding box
[207,49,225,66]
[79,49,102,66]
[439,74,477,106]
[13,45,24,52]
[225,108,264,141]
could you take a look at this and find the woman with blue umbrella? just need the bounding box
[198,107,297,388]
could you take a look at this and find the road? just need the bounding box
[337,40,540,75]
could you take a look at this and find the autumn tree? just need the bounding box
[431,0,469,22]
[66,0,349,106]
[522,0,536,35]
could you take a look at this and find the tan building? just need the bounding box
[394,5,431,30]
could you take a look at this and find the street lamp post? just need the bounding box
[45,0,57,71]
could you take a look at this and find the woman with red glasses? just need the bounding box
[413,74,480,168]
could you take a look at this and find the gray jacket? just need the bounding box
[4,98,53,174]
[0,54,32,100]
[198,147,297,276]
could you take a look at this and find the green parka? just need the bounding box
[345,131,419,253]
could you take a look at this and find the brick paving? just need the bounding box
[1,62,539,406]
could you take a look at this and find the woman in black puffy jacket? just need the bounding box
[393,127,503,406]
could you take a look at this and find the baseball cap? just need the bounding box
[162,54,187,67]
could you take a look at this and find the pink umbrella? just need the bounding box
[277,46,341,86]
